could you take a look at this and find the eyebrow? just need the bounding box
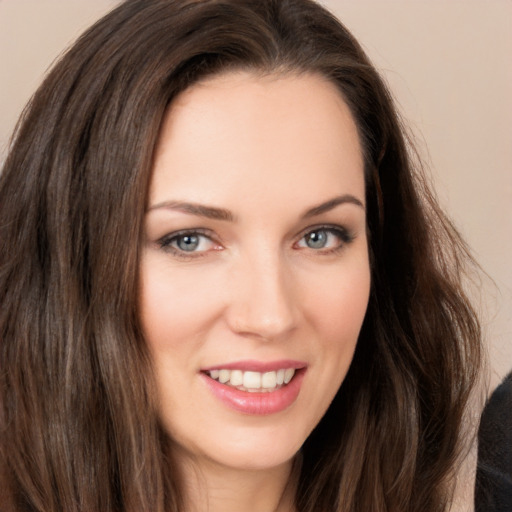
[147,201,235,221]
[147,194,364,222]
[302,194,365,218]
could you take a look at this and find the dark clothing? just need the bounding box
[475,372,512,512]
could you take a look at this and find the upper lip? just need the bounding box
[200,359,307,373]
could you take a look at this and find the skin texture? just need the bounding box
[139,72,370,512]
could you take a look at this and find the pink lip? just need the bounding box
[201,359,306,372]
[200,367,306,416]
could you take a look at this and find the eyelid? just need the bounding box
[296,223,350,239]
[156,228,222,258]
[294,223,355,251]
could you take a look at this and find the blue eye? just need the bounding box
[158,230,217,255]
[297,226,352,251]
[175,234,201,252]
[304,230,329,249]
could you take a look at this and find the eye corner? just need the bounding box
[294,224,355,253]
[155,228,223,259]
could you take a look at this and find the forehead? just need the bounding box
[150,71,364,209]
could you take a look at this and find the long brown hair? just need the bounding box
[0,1,482,510]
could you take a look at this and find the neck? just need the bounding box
[179,454,297,512]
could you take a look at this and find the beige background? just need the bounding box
[1,0,511,391]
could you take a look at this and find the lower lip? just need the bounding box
[201,369,306,415]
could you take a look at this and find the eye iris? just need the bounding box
[306,230,327,249]
[177,234,200,251]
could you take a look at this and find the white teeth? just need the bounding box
[261,371,277,389]
[207,368,296,392]
[229,370,243,387]
[218,369,230,384]
[243,371,261,389]
[284,368,295,384]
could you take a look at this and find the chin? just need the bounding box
[172,420,309,473]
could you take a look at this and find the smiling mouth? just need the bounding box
[204,368,296,393]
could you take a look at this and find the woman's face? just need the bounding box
[140,72,370,473]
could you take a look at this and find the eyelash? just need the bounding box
[156,224,355,259]
[295,225,355,254]
[157,229,219,259]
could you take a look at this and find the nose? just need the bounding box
[225,250,298,341]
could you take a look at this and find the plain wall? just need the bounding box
[1,1,510,386]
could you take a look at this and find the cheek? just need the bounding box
[305,258,371,342]
[139,258,223,351]
[294,258,370,435]
[303,254,370,404]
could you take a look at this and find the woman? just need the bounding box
[0,0,482,511]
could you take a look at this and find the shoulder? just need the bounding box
[475,372,512,512]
